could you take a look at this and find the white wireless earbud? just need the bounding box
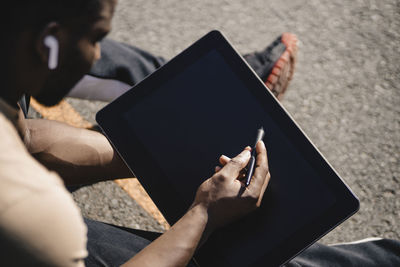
[44,35,59,70]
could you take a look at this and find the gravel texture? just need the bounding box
[71,0,399,244]
[71,181,164,232]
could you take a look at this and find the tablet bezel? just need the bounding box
[96,30,359,266]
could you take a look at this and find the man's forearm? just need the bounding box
[24,118,132,185]
[122,204,210,267]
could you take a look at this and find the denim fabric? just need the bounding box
[286,238,400,267]
[89,39,167,87]
[84,218,400,267]
[84,218,198,267]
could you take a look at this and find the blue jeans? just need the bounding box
[84,218,198,267]
[84,218,400,267]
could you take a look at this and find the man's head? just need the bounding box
[2,0,117,107]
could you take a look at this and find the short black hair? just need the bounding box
[1,0,108,79]
[4,0,106,35]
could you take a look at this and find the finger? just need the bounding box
[219,155,231,166]
[219,146,251,166]
[215,166,222,172]
[257,171,270,206]
[247,141,270,195]
[219,149,251,179]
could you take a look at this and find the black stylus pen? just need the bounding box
[244,127,265,187]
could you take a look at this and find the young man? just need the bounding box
[1,0,399,266]
[0,0,269,266]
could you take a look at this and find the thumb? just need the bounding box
[219,149,251,179]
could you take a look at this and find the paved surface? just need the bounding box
[69,0,399,244]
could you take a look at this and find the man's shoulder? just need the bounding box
[0,113,88,266]
[0,112,24,150]
[0,112,64,198]
[0,111,75,219]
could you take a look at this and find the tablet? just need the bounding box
[96,30,359,267]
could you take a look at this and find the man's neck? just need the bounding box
[0,96,20,126]
[0,93,29,142]
[0,78,25,109]
[0,94,20,109]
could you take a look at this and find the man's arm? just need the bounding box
[122,141,270,267]
[23,118,132,185]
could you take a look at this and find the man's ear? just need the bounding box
[36,22,61,70]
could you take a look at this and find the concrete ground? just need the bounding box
[67,0,399,245]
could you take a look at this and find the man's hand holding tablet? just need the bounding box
[123,141,270,267]
[193,140,270,232]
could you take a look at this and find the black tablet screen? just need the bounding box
[123,49,336,266]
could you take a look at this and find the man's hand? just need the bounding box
[193,140,270,231]
[123,141,270,267]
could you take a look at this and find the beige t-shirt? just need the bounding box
[0,98,87,266]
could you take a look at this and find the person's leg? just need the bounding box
[67,38,167,102]
[243,33,298,100]
[285,238,400,266]
[84,218,198,267]
[89,39,167,86]
[84,218,150,266]
[86,218,400,267]
[68,34,298,102]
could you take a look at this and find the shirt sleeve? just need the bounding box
[0,113,88,267]
[1,185,88,267]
